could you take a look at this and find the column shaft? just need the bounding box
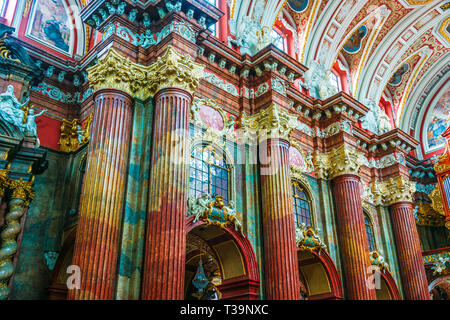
[260,138,300,300]
[68,89,133,300]
[142,88,191,300]
[389,201,429,300]
[331,174,376,300]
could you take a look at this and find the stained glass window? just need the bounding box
[364,215,375,252]
[189,144,230,202]
[292,181,312,227]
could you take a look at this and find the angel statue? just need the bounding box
[24,108,46,137]
[0,85,28,129]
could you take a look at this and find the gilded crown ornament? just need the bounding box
[87,46,204,99]
[87,49,148,100]
[239,103,298,141]
[313,144,365,180]
[147,45,204,96]
[295,224,327,253]
[372,176,416,206]
[370,251,388,272]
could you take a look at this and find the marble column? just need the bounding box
[141,46,203,300]
[377,176,429,300]
[67,49,142,300]
[316,145,376,300]
[0,178,34,300]
[241,103,300,300]
[68,89,133,300]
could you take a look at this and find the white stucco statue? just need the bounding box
[361,99,392,135]
[24,108,46,137]
[302,61,337,100]
[0,85,28,130]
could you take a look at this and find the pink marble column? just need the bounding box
[68,89,133,300]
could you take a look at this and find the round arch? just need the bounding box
[186,215,260,300]
[377,269,402,300]
[297,248,343,300]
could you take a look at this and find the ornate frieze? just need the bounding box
[102,21,197,48]
[372,176,416,206]
[313,145,366,180]
[203,71,239,97]
[31,83,93,104]
[239,103,298,141]
[295,224,327,253]
[87,46,204,99]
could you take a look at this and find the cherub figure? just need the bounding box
[24,108,46,137]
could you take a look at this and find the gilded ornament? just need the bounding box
[373,176,416,206]
[313,145,365,180]
[87,46,204,100]
[146,45,204,96]
[295,224,327,253]
[429,185,444,214]
[87,49,148,100]
[187,195,244,237]
[0,169,8,197]
[415,202,445,227]
[9,179,34,204]
[370,251,389,272]
[239,103,298,141]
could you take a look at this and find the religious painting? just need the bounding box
[388,63,410,86]
[287,0,308,12]
[27,0,71,53]
[199,104,224,131]
[343,25,367,54]
[426,90,450,152]
[289,146,305,168]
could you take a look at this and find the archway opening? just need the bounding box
[297,249,343,300]
[186,217,259,300]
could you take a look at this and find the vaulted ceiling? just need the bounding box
[231,0,449,159]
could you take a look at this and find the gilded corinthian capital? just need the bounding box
[313,144,365,179]
[87,49,148,100]
[147,45,204,96]
[87,46,204,100]
[9,179,34,205]
[372,176,416,206]
[240,103,298,140]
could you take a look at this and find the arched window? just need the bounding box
[364,214,375,252]
[271,29,285,51]
[206,0,217,36]
[189,144,230,202]
[329,72,340,92]
[292,181,312,227]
